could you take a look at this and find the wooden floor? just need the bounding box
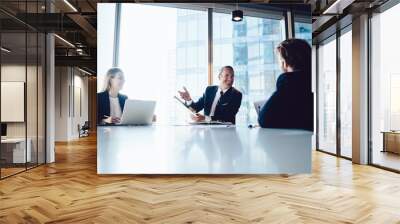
[0,167,26,178]
[1,135,400,223]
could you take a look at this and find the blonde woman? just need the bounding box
[97,68,128,124]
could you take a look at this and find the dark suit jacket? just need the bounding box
[189,86,242,124]
[258,70,313,131]
[97,91,128,124]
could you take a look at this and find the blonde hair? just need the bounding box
[102,67,125,92]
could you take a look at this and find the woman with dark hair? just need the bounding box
[258,39,313,131]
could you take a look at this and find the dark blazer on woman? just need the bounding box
[189,85,242,124]
[97,91,128,124]
[258,70,313,131]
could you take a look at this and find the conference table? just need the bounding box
[97,124,312,174]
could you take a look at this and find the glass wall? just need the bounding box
[317,37,337,154]
[212,12,285,125]
[115,4,208,124]
[0,3,46,179]
[1,31,28,177]
[339,29,352,158]
[370,3,400,171]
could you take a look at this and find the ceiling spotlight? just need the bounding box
[1,47,11,53]
[63,0,78,12]
[54,34,75,48]
[232,2,243,22]
[78,67,92,76]
[232,10,243,22]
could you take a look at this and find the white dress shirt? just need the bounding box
[186,87,229,121]
[109,96,122,118]
[210,87,228,116]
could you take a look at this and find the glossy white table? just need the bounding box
[97,125,312,174]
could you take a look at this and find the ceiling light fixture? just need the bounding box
[232,10,243,22]
[322,0,354,15]
[78,67,93,76]
[232,3,243,22]
[1,47,11,53]
[63,0,78,12]
[54,34,75,48]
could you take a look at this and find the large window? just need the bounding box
[213,12,285,124]
[116,4,208,124]
[295,21,312,45]
[97,4,116,91]
[317,37,337,154]
[371,3,400,171]
[316,28,353,159]
[339,29,352,158]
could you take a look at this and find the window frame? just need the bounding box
[368,0,400,173]
[314,22,353,160]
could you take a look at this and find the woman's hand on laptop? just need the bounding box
[111,117,121,124]
[103,116,121,124]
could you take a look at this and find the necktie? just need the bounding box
[217,91,223,104]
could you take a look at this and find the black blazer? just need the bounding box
[189,85,242,124]
[97,91,128,124]
[258,70,313,131]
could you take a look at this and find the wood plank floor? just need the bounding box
[1,134,400,223]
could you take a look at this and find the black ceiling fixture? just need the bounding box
[232,2,243,22]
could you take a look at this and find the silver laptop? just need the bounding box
[119,99,156,125]
[254,100,266,115]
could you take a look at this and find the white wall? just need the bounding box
[55,66,68,141]
[55,67,89,141]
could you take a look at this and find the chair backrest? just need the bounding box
[82,121,90,129]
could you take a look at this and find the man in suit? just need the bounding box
[178,66,242,124]
[257,39,313,131]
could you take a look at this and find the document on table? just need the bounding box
[173,96,197,115]
[188,121,233,125]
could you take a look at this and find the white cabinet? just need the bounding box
[1,138,32,163]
